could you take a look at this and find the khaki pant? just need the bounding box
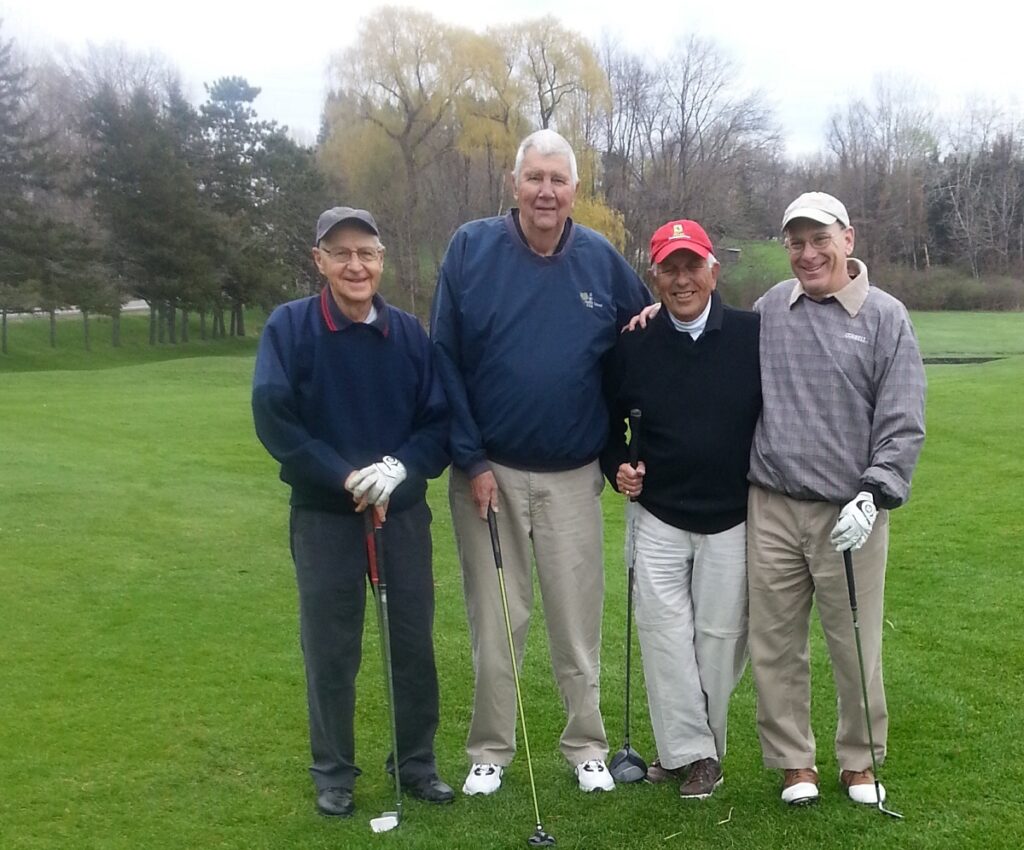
[632,504,748,768]
[450,460,609,767]
[747,485,890,771]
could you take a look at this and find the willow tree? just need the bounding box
[326,8,478,313]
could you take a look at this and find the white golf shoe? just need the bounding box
[841,769,886,804]
[781,766,819,805]
[576,759,615,792]
[462,763,503,795]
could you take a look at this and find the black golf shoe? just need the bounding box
[316,787,355,817]
[403,774,455,804]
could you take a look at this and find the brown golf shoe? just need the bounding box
[678,757,723,799]
[841,768,887,804]
[781,767,819,805]
[644,759,688,784]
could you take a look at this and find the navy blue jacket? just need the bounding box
[602,292,762,534]
[253,289,449,513]
[430,212,651,474]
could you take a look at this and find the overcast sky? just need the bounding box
[4,0,1023,155]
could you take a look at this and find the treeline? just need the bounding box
[4,11,1024,356]
[0,26,330,354]
[322,9,1024,311]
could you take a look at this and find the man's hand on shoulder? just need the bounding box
[623,302,661,333]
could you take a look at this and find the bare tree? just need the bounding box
[826,76,938,268]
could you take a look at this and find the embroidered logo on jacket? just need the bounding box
[843,332,869,344]
[579,292,603,309]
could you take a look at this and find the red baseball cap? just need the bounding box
[650,219,714,264]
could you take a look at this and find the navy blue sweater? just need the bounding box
[430,212,651,474]
[252,289,449,513]
[601,292,762,534]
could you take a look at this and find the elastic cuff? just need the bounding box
[860,482,896,510]
[465,458,492,479]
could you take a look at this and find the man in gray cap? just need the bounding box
[746,192,926,807]
[253,206,453,817]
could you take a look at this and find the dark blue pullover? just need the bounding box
[252,289,449,514]
[430,212,651,474]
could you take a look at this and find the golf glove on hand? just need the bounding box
[830,491,878,551]
[347,456,407,505]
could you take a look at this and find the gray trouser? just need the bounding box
[631,504,748,768]
[747,485,890,771]
[450,460,609,767]
[290,502,440,791]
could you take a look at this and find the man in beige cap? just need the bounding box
[746,192,926,807]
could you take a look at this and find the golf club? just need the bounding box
[366,509,403,833]
[609,408,647,784]
[486,506,556,848]
[843,549,903,819]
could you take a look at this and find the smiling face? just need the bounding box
[653,249,718,322]
[784,219,855,297]
[513,147,577,250]
[312,224,383,320]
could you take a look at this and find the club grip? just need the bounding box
[628,408,642,468]
[487,506,503,571]
[842,549,857,611]
[365,511,380,585]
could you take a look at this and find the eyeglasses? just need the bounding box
[784,232,836,254]
[319,246,381,264]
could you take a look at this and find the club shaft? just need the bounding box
[624,507,636,742]
[368,513,403,820]
[488,508,545,832]
[843,550,883,796]
[624,408,642,743]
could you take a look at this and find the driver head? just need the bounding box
[527,828,556,847]
[609,747,648,783]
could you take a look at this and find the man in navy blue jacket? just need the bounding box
[430,130,651,797]
[253,207,452,818]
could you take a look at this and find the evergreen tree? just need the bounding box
[0,23,51,352]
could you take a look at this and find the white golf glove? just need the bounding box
[346,456,407,505]
[830,491,878,552]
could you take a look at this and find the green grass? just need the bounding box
[2,315,1023,849]
[0,310,259,372]
[907,311,1024,357]
[717,240,793,308]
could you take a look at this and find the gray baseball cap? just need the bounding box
[315,206,379,245]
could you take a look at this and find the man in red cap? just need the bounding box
[601,219,762,799]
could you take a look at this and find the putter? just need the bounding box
[366,509,403,833]
[843,549,903,819]
[609,408,647,784]
[487,506,556,848]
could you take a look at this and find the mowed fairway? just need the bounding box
[2,313,1023,849]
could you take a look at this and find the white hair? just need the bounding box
[512,129,578,185]
[650,252,719,271]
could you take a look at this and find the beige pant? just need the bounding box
[747,485,890,771]
[450,460,609,767]
[632,504,748,768]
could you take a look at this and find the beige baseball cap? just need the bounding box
[781,192,850,229]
